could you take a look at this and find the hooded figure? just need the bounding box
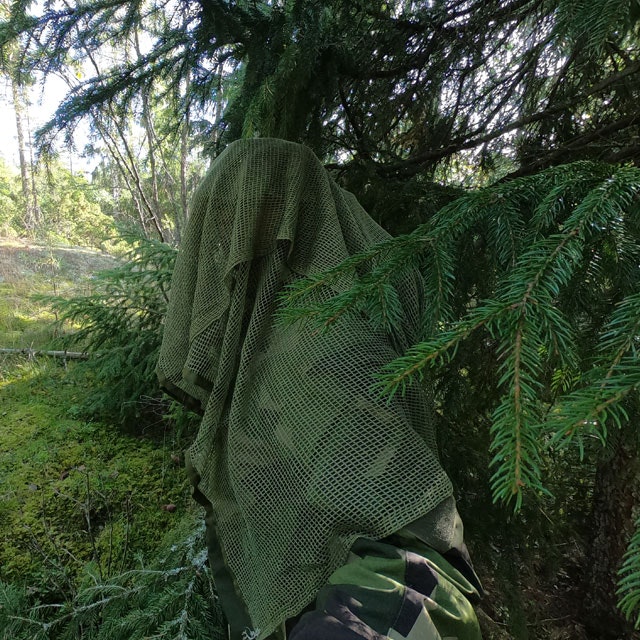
[157,138,482,640]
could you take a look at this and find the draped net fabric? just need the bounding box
[157,138,454,639]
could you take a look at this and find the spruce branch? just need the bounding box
[490,311,546,507]
[276,162,640,517]
[545,292,640,449]
[278,232,438,329]
[374,300,508,396]
[618,517,640,629]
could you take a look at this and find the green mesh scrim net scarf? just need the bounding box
[157,138,455,639]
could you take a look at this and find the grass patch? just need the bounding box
[0,356,190,595]
[0,241,193,603]
[0,280,59,348]
[0,239,118,350]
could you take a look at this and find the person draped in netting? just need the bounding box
[157,138,483,640]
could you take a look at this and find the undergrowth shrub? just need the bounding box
[46,234,193,431]
[0,513,225,640]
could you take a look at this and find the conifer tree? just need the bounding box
[3,0,640,636]
[2,0,639,175]
[282,160,640,637]
[49,234,177,426]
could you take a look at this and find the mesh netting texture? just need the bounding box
[157,138,454,639]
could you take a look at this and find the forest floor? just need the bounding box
[0,237,191,598]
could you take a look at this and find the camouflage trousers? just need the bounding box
[190,460,482,640]
[280,534,483,640]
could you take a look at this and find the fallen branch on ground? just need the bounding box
[0,348,89,360]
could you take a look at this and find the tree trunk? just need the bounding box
[583,426,640,639]
[26,106,40,222]
[0,348,88,359]
[177,71,191,244]
[10,75,37,233]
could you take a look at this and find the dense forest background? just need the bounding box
[2,0,640,638]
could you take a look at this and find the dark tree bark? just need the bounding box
[584,425,640,639]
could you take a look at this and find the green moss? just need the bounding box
[0,358,190,594]
[0,242,194,605]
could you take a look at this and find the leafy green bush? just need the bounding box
[0,159,21,236]
[36,165,116,248]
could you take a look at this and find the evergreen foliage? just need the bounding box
[282,160,640,624]
[48,234,177,427]
[0,514,225,640]
[3,0,640,177]
[619,514,640,629]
